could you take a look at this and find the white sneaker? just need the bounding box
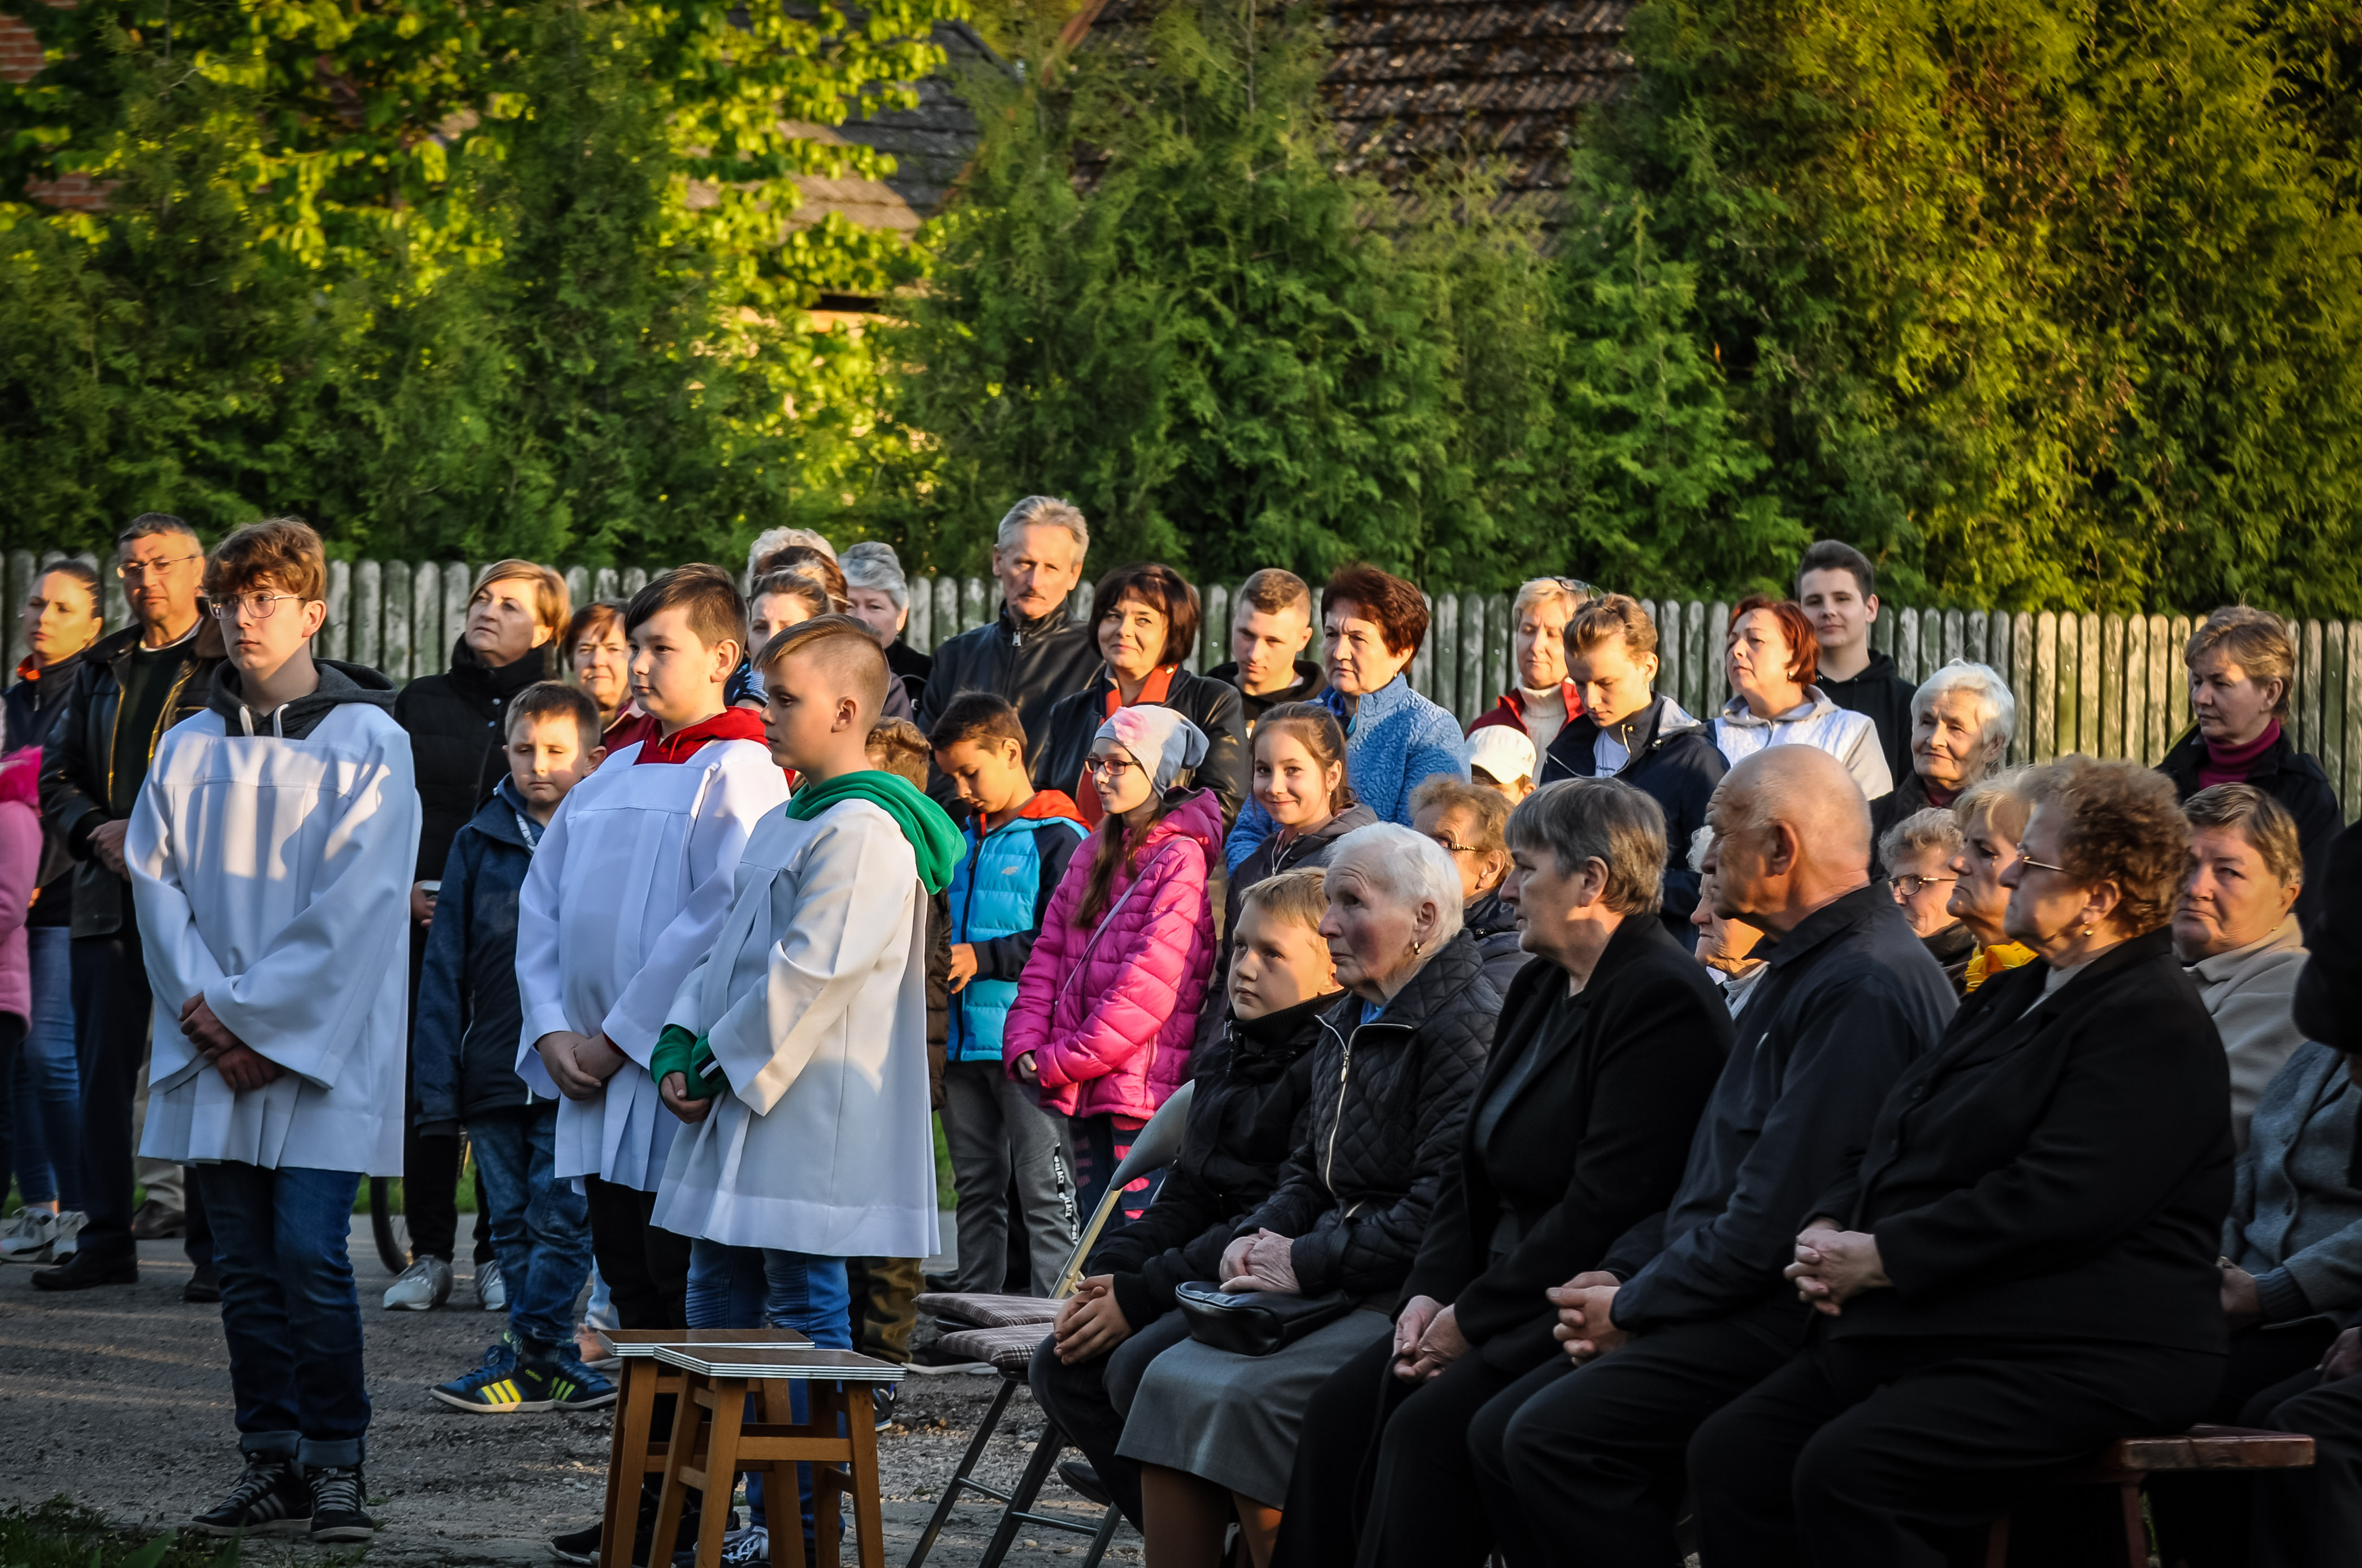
[49,1210,86,1259]
[383,1256,454,1311]
[474,1258,508,1311]
[0,1207,58,1263]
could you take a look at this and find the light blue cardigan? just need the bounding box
[1224,675,1470,872]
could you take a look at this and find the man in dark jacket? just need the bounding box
[1799,541,1917,792]
[912,497,1100,801]
[1029,866,1338,1527]
[34,514,224,1295]
[1205,567,1327,732]
[1467,745,1956,1566]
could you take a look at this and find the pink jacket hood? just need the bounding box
[1002,787,1223,1120]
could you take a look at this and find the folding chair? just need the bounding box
[903,1081,1194,1568]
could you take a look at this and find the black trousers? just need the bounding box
[70,923,209,1268]
[1027,1309,1193,1530]
[2246,1353,2362,1568]
[1466,1300,1806,1567]
[1687,1334,2222,1568]
[2147,1319,2343,1566]
[582,1174,692,1331]
[1275,1331,1535,1568]
[399,1123,492,1264]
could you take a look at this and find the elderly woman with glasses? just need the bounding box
[1691,757,2231,1566]
[1115,822,1499,1568]
[1874,660,2016,848]
[1945,771,2040,994]
[1409,777,1527,993]
[1879,808,1975,985]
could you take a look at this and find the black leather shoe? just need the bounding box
[131,1199,186,1240]
[184,1261,223,1304]
[1058,1459,1111,1507]
[32,1250,138,1291]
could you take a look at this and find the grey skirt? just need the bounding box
[1115,1307,1393,1506]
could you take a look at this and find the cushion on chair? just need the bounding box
[918,1291,1062,1328]
[939,1324,1054,1377]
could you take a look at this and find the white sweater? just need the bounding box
[131,702,420,1174]
[514,737,790,1189]
[652,799,941,1259]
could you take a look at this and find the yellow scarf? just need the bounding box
[1964,941,2039,992]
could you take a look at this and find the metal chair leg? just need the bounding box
[903,1373,1020,1568]
[1078,1502,1121,1568]
[977,1425,1067,1568]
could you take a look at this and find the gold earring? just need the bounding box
[1410,939,1424,957]
[2081,925,2092,937]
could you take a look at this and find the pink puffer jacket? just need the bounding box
[0,748,39,1028]
[1003,788,1222,1120]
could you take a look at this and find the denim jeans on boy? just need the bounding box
[6,928,83,1209]
[466,1102,593,1354]
[685,1240,853,1543]
[196,1163,370,1467]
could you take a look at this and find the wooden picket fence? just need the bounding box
[11,552,2360,820]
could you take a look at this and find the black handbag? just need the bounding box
[1175,1281,1357,1357]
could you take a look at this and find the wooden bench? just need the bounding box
[597,1329,816,1568]
[1972,1425,2315,1568]
[648,1343,904,1568]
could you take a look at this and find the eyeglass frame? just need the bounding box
[2014,855,2074,878]
[1887,872,1958,895]
[1085,754,1140,779]
[115,553,203,580]
[1424,833,1481,857]
[207,592,305,622]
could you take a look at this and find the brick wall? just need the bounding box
[5,4,111,209]
[0,11,45,84]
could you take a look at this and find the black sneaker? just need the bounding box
[192,1455,312,1536]
[305,1463,377,1543]
[183,1261,223,1304]
[31,1249,137,1291]
[870,1382,898,1431]
[552,1479,709,1567]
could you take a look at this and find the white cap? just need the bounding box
[1465,724,1537,785]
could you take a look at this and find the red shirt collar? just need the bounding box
[632,706,769,766]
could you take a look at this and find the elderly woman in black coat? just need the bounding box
[1115,822,1499,1568]
[1276,779,1732,1568]
[1689,756,2234,1566]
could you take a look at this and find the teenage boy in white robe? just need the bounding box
[129,519,419,1545]
[651,615,960,1554]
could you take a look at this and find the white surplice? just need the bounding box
[131,705,421,1175]
[652,798,941,1259]
[513,737,788,1189]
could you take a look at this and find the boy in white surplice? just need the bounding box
[650,615,959,1552]
[128,519,419,1546]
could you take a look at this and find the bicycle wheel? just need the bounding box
[369,1176,411,1275]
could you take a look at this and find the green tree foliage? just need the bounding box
[0,0,950,561]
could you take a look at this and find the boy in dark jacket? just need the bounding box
[423,683,612,1413]
[930,693,1089,1296]
[1028,867,1341,1527]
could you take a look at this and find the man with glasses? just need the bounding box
[36,513,226,1294]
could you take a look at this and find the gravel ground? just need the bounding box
[0,1222,1137,1568]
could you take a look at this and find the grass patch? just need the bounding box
[0,1499,235,1568]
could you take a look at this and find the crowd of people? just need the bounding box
[1,502,2359,1567]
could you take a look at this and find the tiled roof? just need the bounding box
[787,20,1004,241]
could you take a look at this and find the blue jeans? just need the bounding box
[3,928,81,1209]
[196,1163,369,1467]
[467,1103,593,1355]
[686,1240,852,1542]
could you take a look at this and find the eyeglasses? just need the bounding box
[2016,856,2073,878]
[209,592,301,622]
[116,553,201,580]
[1888,874,1957,895]
[1085,755,1138,779]
[1425,835,1479,856]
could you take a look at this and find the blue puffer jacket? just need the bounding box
[947,790,1089,1063]
[413,778,542,1130]
[1224,675,1468,872]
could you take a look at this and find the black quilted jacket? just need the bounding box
[1234,929,1499,1304]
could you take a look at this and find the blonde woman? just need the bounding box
[1466,576,1591,753]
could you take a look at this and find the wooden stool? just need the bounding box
[648,1344,903,1568]
[597,1329,816,1568]
[1973,1424,2315,1568]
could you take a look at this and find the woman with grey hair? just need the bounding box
[838,541,933,705]
[1873,659,2016,846]
[1879,807,1977,985]
[1279,780,1731,1568]
[2173,783,2309,1148]
[1117,822,1499,1568]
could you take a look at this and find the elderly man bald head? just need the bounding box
[1707,745,1874,934]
